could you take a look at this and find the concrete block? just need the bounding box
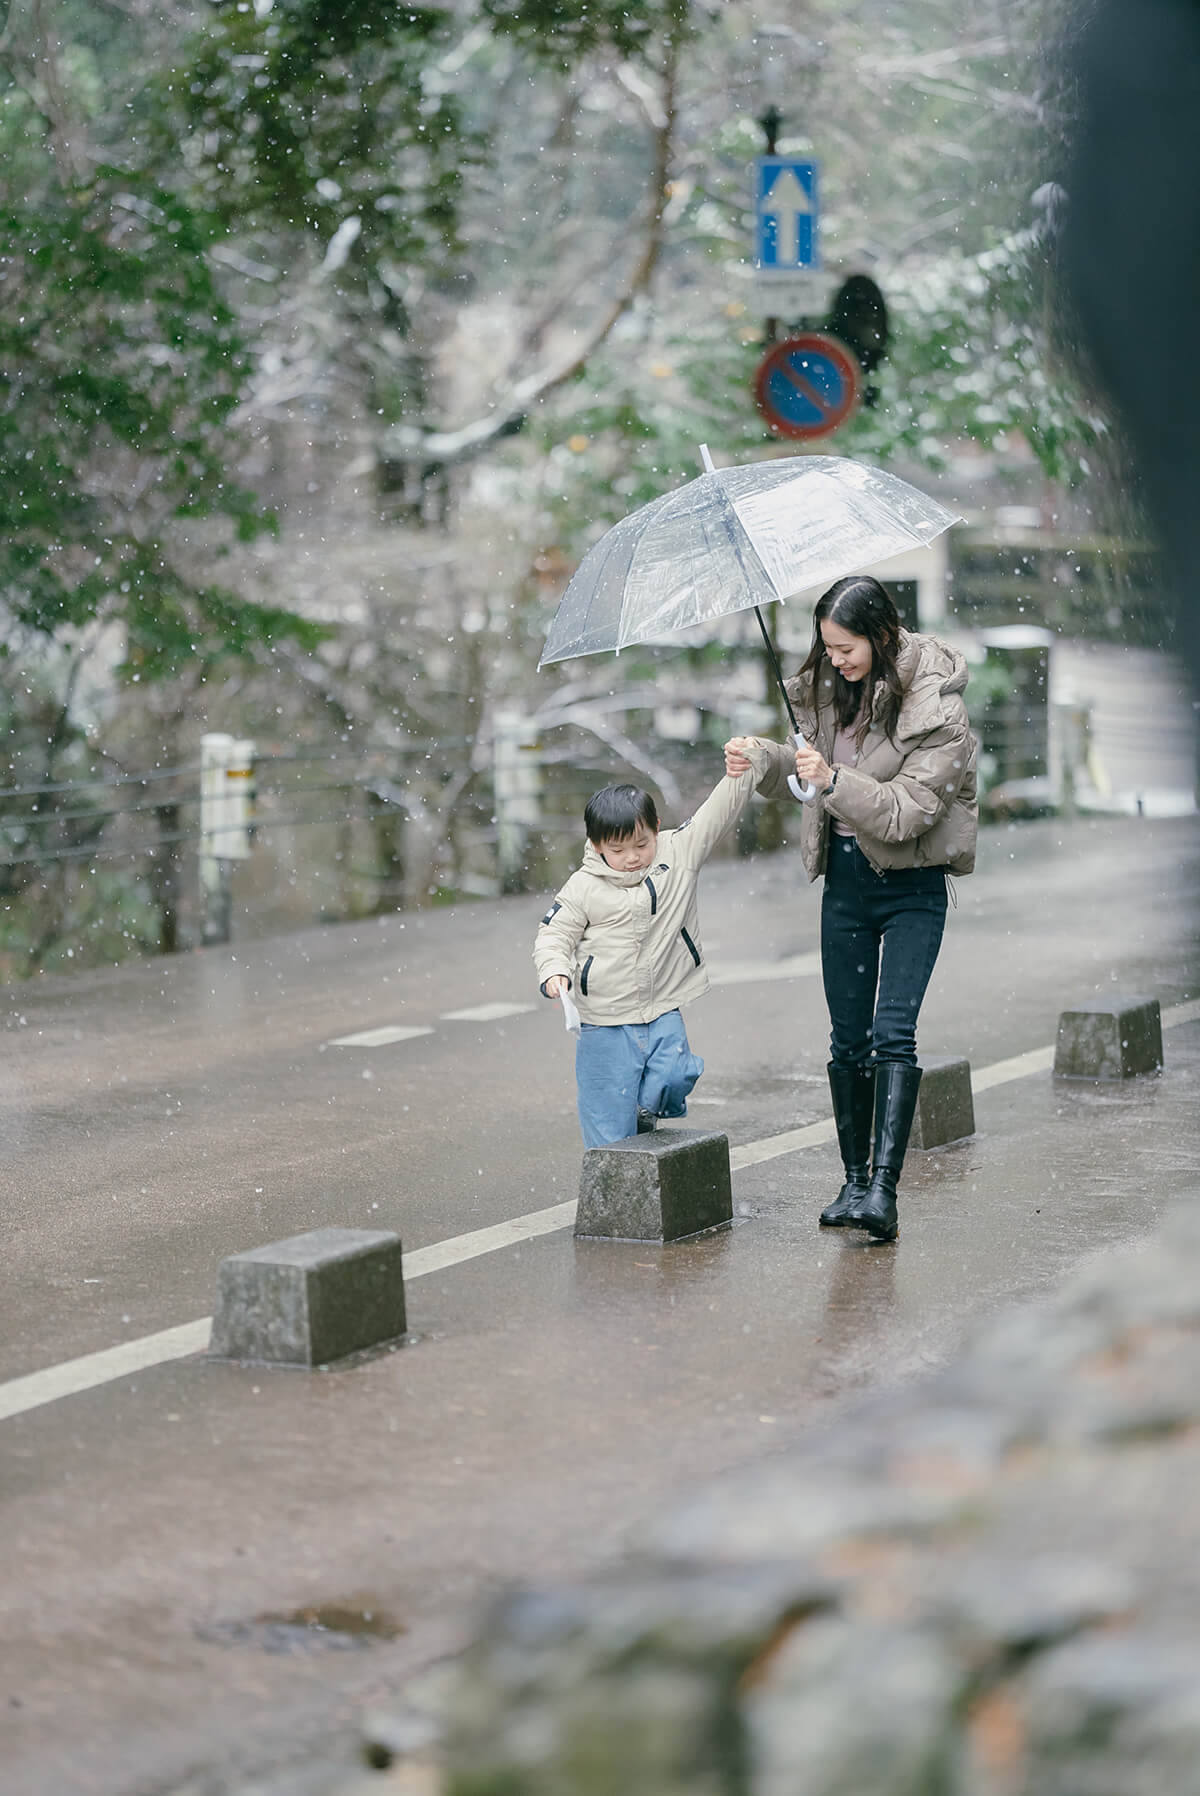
[1054,996,1163,1080]
[576,1129,733,1243]
[911,1056,975,1150]
[208,1227,406,1367]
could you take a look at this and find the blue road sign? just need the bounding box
[754,332,860,440]
[755,158,818,271]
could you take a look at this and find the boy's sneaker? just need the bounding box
[636,1109,657,1133]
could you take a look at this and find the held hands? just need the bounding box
[724,736,754,777]
[794,741,834,791]
[727,734,834,792]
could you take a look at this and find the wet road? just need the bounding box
[1,813,1199,1795]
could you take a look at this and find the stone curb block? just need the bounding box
[1053,994,1163,1079]
[575,1129,733,1243]
[911,1055,975,1150]
[208,1226,407,1367]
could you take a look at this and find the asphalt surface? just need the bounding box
[1,811,1198,1796]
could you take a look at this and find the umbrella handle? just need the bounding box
[786,731,820,804]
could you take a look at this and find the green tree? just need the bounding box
[0,16,323,677]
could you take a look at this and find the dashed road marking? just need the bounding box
[5,998,1197,1424]
[709,952,820,986]
[440,1003,537,1023]
[327,1025,434,1048]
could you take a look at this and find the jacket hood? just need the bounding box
[581,840,656,887]
[887,631,969,733]
[895,630,968,697]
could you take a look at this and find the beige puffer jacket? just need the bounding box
[532,770,756,1026]
[752,630,978,880]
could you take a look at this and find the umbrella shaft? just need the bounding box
[753,606,800,735]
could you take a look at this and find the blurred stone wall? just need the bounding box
[442,1201,1200,1796]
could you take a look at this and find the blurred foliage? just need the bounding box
[159,1,466,275]
[0,72,324,675]
[481,0,688,65]
[838,224,1109,486]
[0,664,162,976]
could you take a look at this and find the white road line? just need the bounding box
[709,952,820,986]
[5,999,1197,1424]
[440,1003,537,1023]
[0,1202,578,1425]
[730,1117,836,1171]
[0,1321,212,1424]
[404,1202,577,1275]
[327,1025,434,1048]
[970,1045,1055,1092]
[334,968,819,1043]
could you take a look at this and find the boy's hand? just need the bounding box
[724,736,754,776]
[543,974,569,1000]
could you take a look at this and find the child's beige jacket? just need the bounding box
[532,766,761,1027]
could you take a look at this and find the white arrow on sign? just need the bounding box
[762,168,812,267]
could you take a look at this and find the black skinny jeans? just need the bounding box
[821,836,948,1070]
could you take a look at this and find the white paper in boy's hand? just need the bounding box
[560,990,582,1036]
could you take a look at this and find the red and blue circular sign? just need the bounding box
[754,331,861,440]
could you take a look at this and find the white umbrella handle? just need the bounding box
[786,732,819,803]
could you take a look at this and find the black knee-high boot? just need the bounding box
[819,1063,876,1227]
[847,1062,922,1241]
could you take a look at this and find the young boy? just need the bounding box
[533,755,763,1148]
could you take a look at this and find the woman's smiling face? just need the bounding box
[820,618,873,683]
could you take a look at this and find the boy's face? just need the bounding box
[594,822,658,873]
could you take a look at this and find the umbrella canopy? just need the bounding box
[540,453,960,667]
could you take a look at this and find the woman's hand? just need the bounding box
[795,741,834,790]
[724,736,754,776]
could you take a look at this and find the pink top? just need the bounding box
[829,709,866,837]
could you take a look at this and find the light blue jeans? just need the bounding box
[575,1009,704,1148]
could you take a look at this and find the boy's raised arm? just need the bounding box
[739,735,800,803]
[672,740,771,865]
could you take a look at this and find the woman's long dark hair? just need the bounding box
[796,574,905,743]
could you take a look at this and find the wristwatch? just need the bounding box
[822,769,839,796]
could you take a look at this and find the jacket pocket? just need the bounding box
[579,953,594,996]
[680,927,701,968]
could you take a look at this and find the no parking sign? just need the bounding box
[754,331,860,440]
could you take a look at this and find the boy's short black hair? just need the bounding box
[585,783,659,844]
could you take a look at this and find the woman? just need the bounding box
[725,575,977,1242]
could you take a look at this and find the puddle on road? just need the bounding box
[196,1602,403,1655]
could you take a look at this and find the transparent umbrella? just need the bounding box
[540,447,960,797]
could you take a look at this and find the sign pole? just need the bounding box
[758,105,781,344]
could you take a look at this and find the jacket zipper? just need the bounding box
[680,927,701,968]
[579,954,594,996]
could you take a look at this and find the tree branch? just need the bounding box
[381,27,682,471]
